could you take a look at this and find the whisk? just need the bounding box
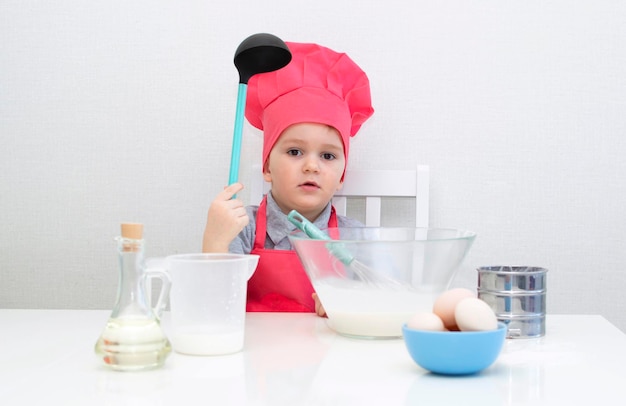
[287,210,404,287]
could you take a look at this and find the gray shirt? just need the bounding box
[228,192,363,254]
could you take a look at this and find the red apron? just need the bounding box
[246,196,338,312]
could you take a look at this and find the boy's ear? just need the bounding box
[336,180,344,192]
[263,165,272,183]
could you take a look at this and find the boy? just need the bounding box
[202,42,374,314]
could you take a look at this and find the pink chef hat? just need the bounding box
[245,42,374,176]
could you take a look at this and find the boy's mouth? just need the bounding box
[299,181,320,189]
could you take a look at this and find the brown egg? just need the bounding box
[432,288,475,330]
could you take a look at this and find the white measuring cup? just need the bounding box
[148,253,259,355]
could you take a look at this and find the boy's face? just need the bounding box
[263,122,345,220]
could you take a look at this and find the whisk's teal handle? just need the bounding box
[287,210,331,240]
[287,210,354,265]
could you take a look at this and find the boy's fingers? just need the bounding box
[219,183,244,199]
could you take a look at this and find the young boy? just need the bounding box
[202,42,374,314]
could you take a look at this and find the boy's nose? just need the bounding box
[302,156,320,172]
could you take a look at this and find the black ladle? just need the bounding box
[228,33,291,185]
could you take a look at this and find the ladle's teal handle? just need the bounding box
[228,83,248,186]
[287,210,354,265]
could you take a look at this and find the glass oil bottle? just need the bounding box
[95,223,171,371]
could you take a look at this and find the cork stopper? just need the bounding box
[121,223,143,240]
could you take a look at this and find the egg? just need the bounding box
[432,288,475,330]
[454,297,498,331]
[407,312,445,331]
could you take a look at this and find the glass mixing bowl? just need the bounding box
[289,227,477,339]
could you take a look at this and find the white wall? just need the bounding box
[1,1,625,331]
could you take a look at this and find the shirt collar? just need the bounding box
[265,192,332,245]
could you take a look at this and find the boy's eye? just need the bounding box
[287,149,302,156]
[321,152,336,160]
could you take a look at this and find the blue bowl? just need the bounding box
[402,322,507,375]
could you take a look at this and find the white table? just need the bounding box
[0,310,624,405]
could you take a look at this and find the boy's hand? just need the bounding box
[312,293,327,317]
[202,183,249,252]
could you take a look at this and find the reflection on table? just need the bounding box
[0,310,624,405]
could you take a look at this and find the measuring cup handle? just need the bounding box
[145,270,171,319]
[143,258,171,320]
